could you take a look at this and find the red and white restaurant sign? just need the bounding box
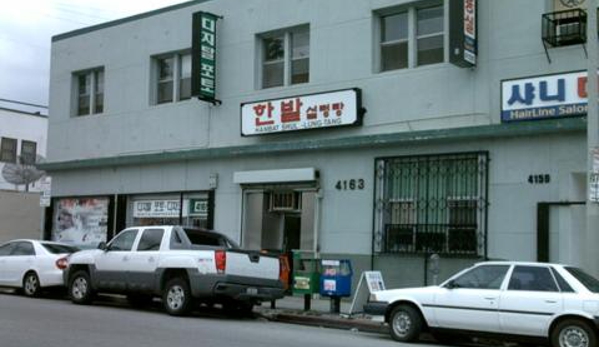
[241,88,362,136]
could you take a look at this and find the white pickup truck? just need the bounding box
[64,225,285,316]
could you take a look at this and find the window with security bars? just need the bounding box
[374,152,488,256]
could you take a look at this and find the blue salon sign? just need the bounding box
[501,71,591,122]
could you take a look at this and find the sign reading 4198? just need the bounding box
[335,179,365,191]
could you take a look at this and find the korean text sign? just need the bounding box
[501,71,592,122]
[241,89,362,136]
[192,12,219,103]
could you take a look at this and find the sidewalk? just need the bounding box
[254,295,388,334]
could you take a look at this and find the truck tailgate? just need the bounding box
[225,251,280,280]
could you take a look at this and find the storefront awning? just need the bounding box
[233,168,318,184]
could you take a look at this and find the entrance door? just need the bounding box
[241,188,317,253]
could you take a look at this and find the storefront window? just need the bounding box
[52,197,110,248]
[127,193,210,229]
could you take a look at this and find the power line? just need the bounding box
[0,98,48,109]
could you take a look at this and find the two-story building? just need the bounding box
[42,0,592,287]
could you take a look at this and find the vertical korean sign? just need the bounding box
[449,0,477,67]
[192,12,221,104]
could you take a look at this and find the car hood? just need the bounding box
[373,285,440,303]
[68,249,103,263]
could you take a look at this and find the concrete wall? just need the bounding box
[48,0,583,162]
[0,190,43,242]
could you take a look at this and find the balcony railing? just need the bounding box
[542,9,587,48]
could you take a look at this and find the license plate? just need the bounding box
[246,287,258,295]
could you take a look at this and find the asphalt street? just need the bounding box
[0,292,430,347]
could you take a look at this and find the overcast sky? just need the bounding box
[0,0,188,112]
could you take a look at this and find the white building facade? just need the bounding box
[0,106,48,192]
[43,0,592,287]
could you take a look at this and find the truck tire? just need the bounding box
[163,278,192,316]
[69,270,94,305]
[389,304,423,342]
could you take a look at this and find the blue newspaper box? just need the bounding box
[319,259,353,297]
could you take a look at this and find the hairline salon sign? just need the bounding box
[241,88,362,136]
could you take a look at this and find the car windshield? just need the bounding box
[565,267,599,293]
[41,243,79,254]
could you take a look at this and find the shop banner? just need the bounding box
[52,197,109,247]
[192,11,221,104]
[501,70,594,122]
[241,88,363,136]
[133,199,189,218]
[449,0,477,67]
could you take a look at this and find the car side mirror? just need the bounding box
[445,280,456,289]
[98,242,108,251]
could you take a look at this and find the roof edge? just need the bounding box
[38,117,587,172]
[52,0,211,42]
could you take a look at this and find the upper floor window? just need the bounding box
[260,26,310,89]
[379,1,445,72]
[75,68,104,116]
[20,140,37,165]
[155,52,191,104]
[0,137,17,163]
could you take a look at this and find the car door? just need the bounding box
[499,265,563,337]
[0,243,15,285]
[94,229,139,291]
[128,228,164,292]
[433,264,510,333]
[5,242,36,286]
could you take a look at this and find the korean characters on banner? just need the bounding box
[501,71,593,122]
[192,11,221,104]
[241,89,362,136]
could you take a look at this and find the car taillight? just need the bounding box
[55,256,68,270]
[215,250,226,274]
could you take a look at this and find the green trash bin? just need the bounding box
[292,251,320,310]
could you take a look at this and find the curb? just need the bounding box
[256,311,388,334]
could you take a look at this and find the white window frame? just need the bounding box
[153,51,192,105]
[376,0,448,72]
[73,68,104,117]
[258,25,310,89]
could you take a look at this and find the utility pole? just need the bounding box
[587,0,599,276]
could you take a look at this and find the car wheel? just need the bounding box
[389,304,423,342]
[69,271,94,305]
[163,278,192,316]
[22,272,41,297]
[551,319,597,347]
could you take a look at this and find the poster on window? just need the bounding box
[52,197,109,247]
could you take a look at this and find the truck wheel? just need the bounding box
[163,278,192,316]
[22,272,41,298]
[551,318,596,347]
[389,304,423,342]
[69,271,94,305]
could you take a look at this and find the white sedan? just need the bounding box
[365,261,599,347]
[0,239,79,297]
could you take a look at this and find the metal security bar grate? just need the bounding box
[542,9,587,48]
[374,152,489,256]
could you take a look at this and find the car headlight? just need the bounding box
[369,293,378,302]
